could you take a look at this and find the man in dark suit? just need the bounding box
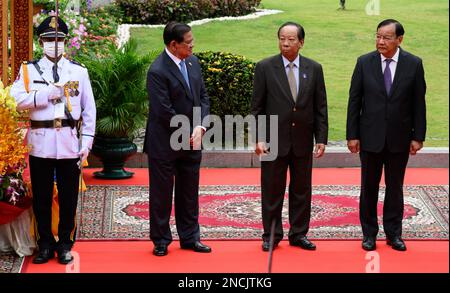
[251,22,328,251]
[143,22,211,256]
[346,19,426,251]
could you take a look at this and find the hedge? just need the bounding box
[195,51,255,119]
[116,0,261,24]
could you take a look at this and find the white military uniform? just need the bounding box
[10,56,96,158]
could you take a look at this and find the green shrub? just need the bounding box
[195,51,255,119]
[210,0,260,17]
[33,0,71,12]
[79,40,157,139]
[115,0,261,25]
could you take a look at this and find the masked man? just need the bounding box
[10,16,96,264]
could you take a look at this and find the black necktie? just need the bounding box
[53,64,59,83]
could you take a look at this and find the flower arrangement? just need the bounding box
[33,5,120,59]
[0,81,30,206]
[33,9,89,58]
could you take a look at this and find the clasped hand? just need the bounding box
[190,126,205,150]
[46,83,65,101]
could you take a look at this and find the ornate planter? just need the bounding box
[91,137,137,179]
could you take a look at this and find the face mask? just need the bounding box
[43,41,65,58]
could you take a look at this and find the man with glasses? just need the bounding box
[10,16,96,264]
[346,19,426,251]
[251,22,328,252]
[143,22,211,256]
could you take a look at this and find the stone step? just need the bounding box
[86,147,449,168]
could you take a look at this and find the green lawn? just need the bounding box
[131,0,449,146]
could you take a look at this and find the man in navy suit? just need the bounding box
[346,19,427,252]
[143,22,211,256]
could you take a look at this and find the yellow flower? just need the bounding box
[0,84,28,176]
[208,67,222,73]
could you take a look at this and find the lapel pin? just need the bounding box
[188,62,192,66]
[302,73,307,79]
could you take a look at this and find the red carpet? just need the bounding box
[23,168,448,273]
[84,168,449,186]
[76,184,448,240]
[22,240,449,273]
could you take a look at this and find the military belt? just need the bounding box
[30,119,79,129]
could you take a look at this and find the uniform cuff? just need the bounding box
[35,89,50,108]
[82,135,94,150]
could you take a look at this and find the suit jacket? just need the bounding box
[251,54,328,157]
[346,48,426,153]
[143,50,210,159]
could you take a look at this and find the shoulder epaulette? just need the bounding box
[69,59,86,68]
[22,60,38,65]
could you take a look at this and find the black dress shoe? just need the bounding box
[387,237,407,251]
[362,237,376,251]
[290,236,316,250]
[57,250,74,264]
[262,241,278,252]
[180,241,212,253]
[32,248,55,264]
[153,244,168,256]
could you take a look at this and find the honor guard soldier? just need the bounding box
[10,16,96,264]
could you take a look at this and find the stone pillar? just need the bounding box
[0,0,8,85]
[10,0,33,83]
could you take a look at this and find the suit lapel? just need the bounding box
[388,48,405,98]
[186,58,200,106]
[273,55,295,105]
[163,51,193,100]
[296,55,311,106]
[370,52,387,96]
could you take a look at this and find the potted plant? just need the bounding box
[80,39,155,179]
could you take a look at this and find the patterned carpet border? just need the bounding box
[76,185,449,241]
[0,253,24,273]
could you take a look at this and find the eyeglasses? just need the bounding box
[375,34,396,41]
[181,39,194,47]
[279,37,299,43]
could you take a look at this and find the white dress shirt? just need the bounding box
[282,54,300,93]
[165,47,189,78]
[381,47,400,83]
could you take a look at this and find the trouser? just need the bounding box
[359,147,409,239]
[261,149,313,243]
[149,151,202,246]
[29,155,80,251]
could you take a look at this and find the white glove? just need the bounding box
[46,84,64,101]
[78,147,90,165]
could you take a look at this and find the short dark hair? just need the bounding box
[278,22,305,40]
[377,19,404,37]
[163,21,191,45]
